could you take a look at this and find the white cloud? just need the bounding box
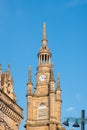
[66,107,75,112]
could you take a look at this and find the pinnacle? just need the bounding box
[42,22,48,46]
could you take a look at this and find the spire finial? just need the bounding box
[57,72,61,90]
[42,22,47,46]
[43,22,46,40]
[28,66,32,83]
[0,64,2,73]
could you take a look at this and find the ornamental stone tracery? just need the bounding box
[0,65,23,130]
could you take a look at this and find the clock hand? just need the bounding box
[41,75,43,79]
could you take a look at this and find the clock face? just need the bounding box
[39,74,46,81]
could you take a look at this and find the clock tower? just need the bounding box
[25,23,65,130]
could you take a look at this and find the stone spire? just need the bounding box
[57,73,61,90]
[42,22,47,46]
[43,22,46,40]
[28,66,32,84]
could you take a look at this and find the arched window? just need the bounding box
[38,103,46,119]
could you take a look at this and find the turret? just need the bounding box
[38,23,51,66]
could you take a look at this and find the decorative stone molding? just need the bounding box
[0,90,23,123]
[0,90,23,117]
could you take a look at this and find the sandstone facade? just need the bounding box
[0,65,23,130]
[25,23,65,130]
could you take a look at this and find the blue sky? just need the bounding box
[0,0,87,130]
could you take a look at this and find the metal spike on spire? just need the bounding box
[28,66,32,84]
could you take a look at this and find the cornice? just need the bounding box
[0,100,22,123]
[0,90,23,121]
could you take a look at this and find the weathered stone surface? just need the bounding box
[25,23,65,130]
[0,65,23,130]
